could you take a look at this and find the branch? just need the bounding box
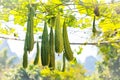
[56,1,120,6]
[0,36,24,41]
[0,36,120,45]
[70,41,120,45]
[39,0,50,13]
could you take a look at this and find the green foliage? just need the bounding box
[78,17,92,29]
[96,57,120,80]
[76,46,83,55]
[40,62,86,80]
[98,44,118,64]
[3,65,40,80]
[0,48,7,68]
[2,63,86,80]
[0,48,17,68]
[96,44,120,80]
[0,26,15,35]
[65,14,78,27]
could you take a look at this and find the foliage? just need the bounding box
[2,63,86,80]
[0,47,18,80]
[98,44,118,64]
[0,48,17,69]
[96,44,120,80]
[3,65,40,80]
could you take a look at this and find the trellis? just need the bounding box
[0,36,120,45]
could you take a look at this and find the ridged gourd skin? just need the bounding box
[49,27,55,70]
[26,5,34,52]
[41,22,50,66]
[55,13,64,53]
[34,42,40,65]
[63,21,73,61]
[23,37,28,68]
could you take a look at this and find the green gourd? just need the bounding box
[55,13,64,53]
[62,52,66,72]
[49,27,55,70]
[63,21,73,61]
[23,36,28,68]
[41,22,50,66]
[26,5,34,52]
[34,42,40,65]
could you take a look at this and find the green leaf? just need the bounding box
[77,46,83,55]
